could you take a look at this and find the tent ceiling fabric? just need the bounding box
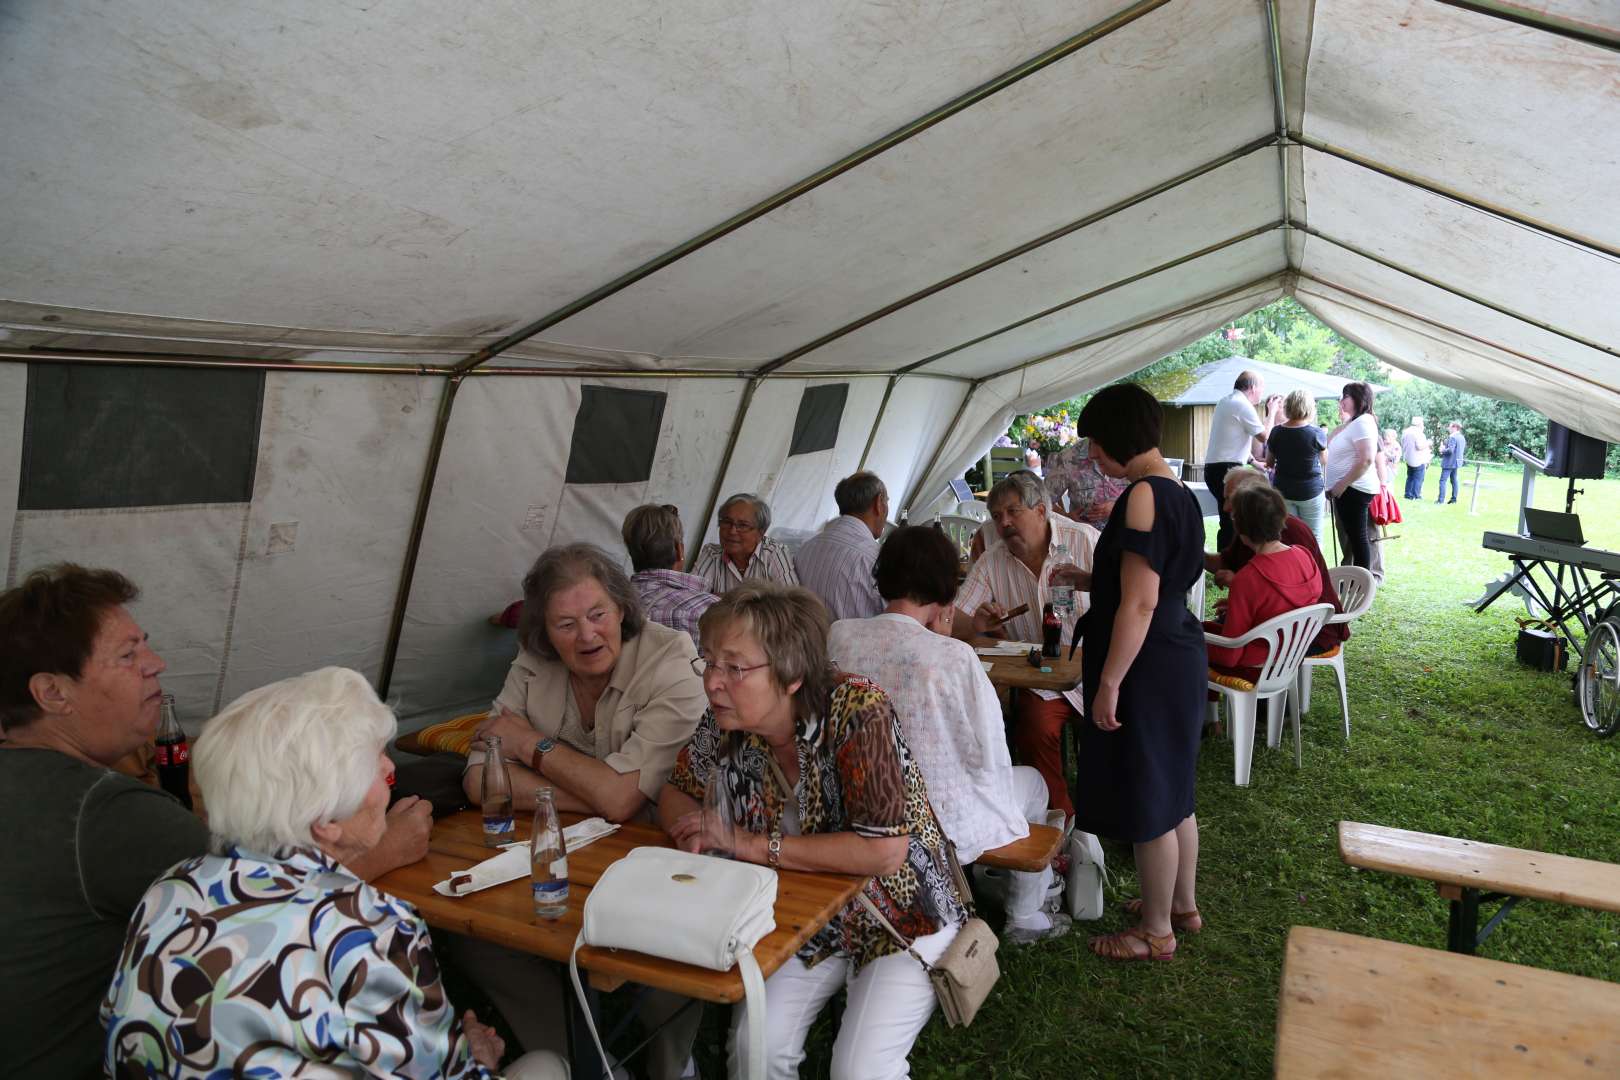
[1,0,1616,714]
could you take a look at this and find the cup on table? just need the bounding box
[700,774,736,859]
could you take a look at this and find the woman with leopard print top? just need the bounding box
[659,583,966,1080]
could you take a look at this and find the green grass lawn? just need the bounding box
[892,463,1620,1078]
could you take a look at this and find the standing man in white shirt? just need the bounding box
[1204,370,1281,551]
[1399,415,1432,500]
[795,471,888,621]
[952,472,1099,819]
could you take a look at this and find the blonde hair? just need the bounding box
[698,584,834,727]
[1283,389,1315,424]
[194,667,394,855]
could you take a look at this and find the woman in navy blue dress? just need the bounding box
[1072,383,1207,961]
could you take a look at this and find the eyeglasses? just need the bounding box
[691,655,770,683]
[717,517,758,533]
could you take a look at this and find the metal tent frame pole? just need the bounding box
[448,0,1174,376]
[1290,222,1620,361]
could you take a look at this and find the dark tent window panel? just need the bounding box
[789,383,848,456]
[21,364,265,510]
[565,385,668,484]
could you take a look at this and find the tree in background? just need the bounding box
[994,299,1615,479]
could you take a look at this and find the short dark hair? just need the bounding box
[1342,381,1374,419]
[0,564,139,729]
[1234,370,1261,393]
[519,544,644,660]
[873,526,959,605]
[1231,484,1287,543]
[1076,382,1161,463]
[622,503,683,572]
[833,472,885,517]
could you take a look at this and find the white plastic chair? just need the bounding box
[955,499,990,522]
[1188,571,1207,621]
[937,515,981,561]
[1205,603,1333,786]
[1290,566,1377,743]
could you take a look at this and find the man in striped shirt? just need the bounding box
[621,504,720,648]
[690,493,799,594]
[953,472,1098,818]
[794,471,888,621]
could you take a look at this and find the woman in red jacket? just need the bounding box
[1206,484,1324,685]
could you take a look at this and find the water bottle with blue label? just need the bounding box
[530,786,569,918]
[480,735,515,847]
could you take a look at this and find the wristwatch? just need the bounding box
[766,829,783,869]
[529,736,556,773]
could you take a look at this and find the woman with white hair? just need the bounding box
[690,492,799,594]
[100,667,564,1080]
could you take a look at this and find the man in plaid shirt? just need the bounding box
[621,503,719,648]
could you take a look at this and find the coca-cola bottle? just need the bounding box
[154,694,193,811]
[1042,602,1061,658]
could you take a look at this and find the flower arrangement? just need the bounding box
[1008,406,1079,457]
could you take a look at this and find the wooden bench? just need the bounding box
[975,823,1063,872]
[1276,925,1620,1077]
[1338,820,1620,954]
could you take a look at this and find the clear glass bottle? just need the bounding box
[700,771,736,859]
[529,786,569,918]
[481,735,515,847]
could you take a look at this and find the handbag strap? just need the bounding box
[569,936,768,1080]
[854,890,935,974]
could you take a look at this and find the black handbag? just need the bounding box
[1515,620,1567,672]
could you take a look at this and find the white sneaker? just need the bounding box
[1004,912,1074,945]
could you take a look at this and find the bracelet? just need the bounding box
[766,831,782,869]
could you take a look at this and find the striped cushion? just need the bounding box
[400,711,488,757]
[1207,669,1257,692]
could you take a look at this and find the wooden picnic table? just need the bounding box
[1275,926,1620,1077]
[375,809,866,1003]
[974,636,1082,693]
[1337,821,1620,954]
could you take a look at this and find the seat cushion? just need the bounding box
[398,711,487,757]
[1307,645,1342,660]
[1207,669,1257,692]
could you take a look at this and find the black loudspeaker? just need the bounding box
[1546,421,1608,479]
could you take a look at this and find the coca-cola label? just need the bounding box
[155,741,190,767]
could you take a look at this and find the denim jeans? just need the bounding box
[1437,466,1458,502]
[1286,493,1328,548]
[1403,462,1427,500]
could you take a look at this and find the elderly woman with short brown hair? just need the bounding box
[658,584,967,1079]
[462,542,707,1076]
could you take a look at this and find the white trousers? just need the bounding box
[730,922,960,1080]
[505,1050,571,1080]
[1001,765,1055,926]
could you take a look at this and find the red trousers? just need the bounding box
[1014,691,1075,818]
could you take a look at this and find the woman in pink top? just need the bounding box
[1206,484,1323,685]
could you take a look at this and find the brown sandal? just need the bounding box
[1089,925,1176,962]
[1121,897,1203,933]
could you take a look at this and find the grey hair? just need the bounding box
[988,471,1047,513]
[833,471,886,517]
[519,543,644,660]
[194,667,393,856]
[622,504,683,572]
[719,493,771,535]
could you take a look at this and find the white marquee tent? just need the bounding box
[1,0,1616,728]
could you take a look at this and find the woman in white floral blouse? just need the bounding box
[100,667,564,1080]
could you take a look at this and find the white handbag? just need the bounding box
[568,846,778,1080]
[1063,828,1108,921]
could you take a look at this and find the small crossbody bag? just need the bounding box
[763,752,1000,1027]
